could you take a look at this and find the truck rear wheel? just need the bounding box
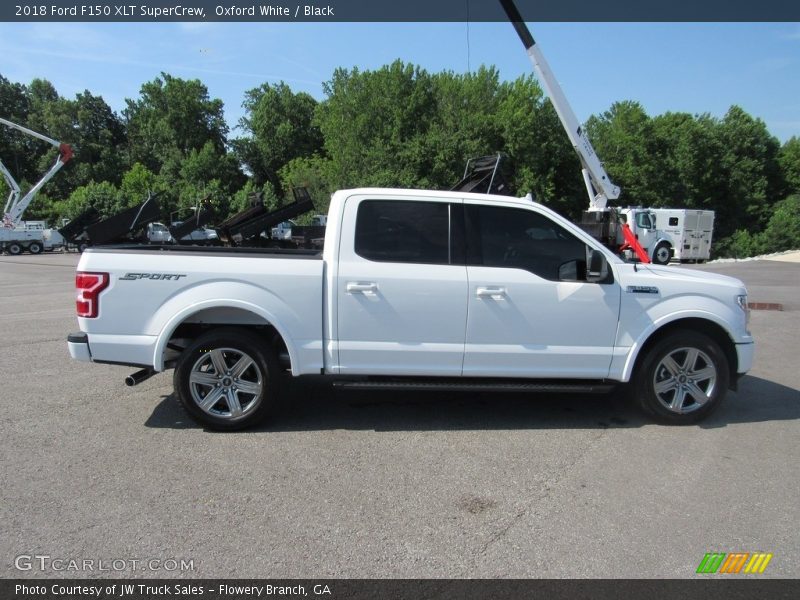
[633,331,729,424]
[651,242,672,265]
[173,328,278,431]
[28,241,43,254]
[7,243,23,256]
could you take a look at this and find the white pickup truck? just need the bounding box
[67,188,754,430]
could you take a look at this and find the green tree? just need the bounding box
[316,61,438,189]
[714,106,783,236]
[760,195,800,253]
[235,82,323,195]
[123,73,229,173]
[279,156,336,218]
[497,77,583,216]
[585,101,663,206]
[60,181,123,219]
[0,74,33,184]
[119,162,162,203]
[779,137,800,194]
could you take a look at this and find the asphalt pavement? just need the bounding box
[0,252,797,578]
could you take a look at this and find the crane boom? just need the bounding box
[498,0,620,211]
[1,116,73,227]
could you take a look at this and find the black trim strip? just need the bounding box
[87,245,322,259]
[93,359,153,369]
[67,332,88,344]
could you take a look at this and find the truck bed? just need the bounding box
[76,244,325,373]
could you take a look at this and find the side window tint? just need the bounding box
[669,217,679,226]
[468,205,587,281]
[355,200,450,264]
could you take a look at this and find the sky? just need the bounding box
[1,20,799,142]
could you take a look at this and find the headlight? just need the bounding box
[737,294,750,334]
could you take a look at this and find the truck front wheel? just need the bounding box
[651,242,672,265]
[28,241,43,254]
[633,331,729,424]
[174,328,278,430]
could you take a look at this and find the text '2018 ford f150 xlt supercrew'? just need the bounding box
[67,188,754,430]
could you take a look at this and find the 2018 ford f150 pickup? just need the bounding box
[67,188,754,429]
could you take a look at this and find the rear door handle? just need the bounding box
[346,282,378,294]
[476,286,507,299]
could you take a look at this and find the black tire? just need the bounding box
[632,331,729,424]
[173,328,278,431]
[7,243,23,256]
[651,242,672,265]
[28,241,43,254]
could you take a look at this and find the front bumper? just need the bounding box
[67,332,92,362]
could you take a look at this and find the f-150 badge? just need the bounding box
[626,285,659,294]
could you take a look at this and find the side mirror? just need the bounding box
[587,249,609,283]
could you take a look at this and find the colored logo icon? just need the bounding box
[696,552,773,574]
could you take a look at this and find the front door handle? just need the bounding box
[476,286,507,299]
[346,282,378,295]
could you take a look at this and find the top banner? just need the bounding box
[3,0,800,22]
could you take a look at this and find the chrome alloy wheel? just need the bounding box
[188,348,263,420]
[652,347,717,414]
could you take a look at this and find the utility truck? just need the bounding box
[651,209,715,263]
[1,117,73,255]
[498,0,714,265]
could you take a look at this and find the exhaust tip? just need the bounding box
[125,368,155,387]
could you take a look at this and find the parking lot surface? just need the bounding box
[1,252,798,578]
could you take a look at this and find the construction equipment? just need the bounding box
[169,199,216,244]
[57,206,101,252]
[451,153,512,195]
[499,0,659,263]
[1,117,73,254]
[83,192,162,246]
[215,187,316,248]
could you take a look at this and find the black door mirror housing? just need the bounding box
[587,249,609,283]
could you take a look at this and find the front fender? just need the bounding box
[613,298,744,382]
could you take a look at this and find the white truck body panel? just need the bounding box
[77,249,324,375]
[652,209,715,261]
[70,188,753,386]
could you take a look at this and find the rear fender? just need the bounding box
[150,284,299,373]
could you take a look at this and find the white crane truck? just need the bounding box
[498,0,714,264]
[1,117,73,255]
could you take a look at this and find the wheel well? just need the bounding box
[634,318,738,386]
[163,308,291,371]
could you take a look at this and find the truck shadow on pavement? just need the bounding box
[144,374,799,432]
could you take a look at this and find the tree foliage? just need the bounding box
[1,67,798,257]
[235,82,322,195]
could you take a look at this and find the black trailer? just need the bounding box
[57,206,101,251]
[169,201,217,245]
[84,193,162,246]
[215,188,316,248]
